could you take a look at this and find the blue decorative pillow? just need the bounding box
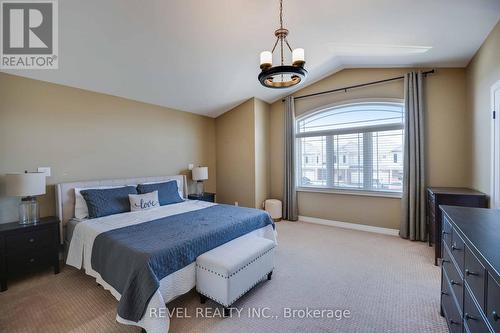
[136,180,183,206]
[80,186,138,219]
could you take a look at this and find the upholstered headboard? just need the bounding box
[55,175,187,241]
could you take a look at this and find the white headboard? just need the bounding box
[55,175,187,240]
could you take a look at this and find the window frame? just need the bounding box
[295,98,404,198]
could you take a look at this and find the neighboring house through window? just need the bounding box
[296,100,404,193]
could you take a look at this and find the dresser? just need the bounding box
[440,206,500,333]
[0,216,60,291]
[427,187,487,265]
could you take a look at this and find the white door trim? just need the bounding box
[491,80,500,209]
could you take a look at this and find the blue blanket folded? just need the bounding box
[91,204,275,321]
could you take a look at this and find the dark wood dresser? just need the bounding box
[0,216,60,291]
[427,187,487,265]
[440,206,500,333]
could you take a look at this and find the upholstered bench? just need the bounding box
[196,236,275,315]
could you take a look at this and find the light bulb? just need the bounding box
[292,48,305,66]
[260,51,272,70]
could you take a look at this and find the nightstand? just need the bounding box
[188,192,216,203]
[0,216,60,292]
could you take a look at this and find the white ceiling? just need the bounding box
[2,0,500,117]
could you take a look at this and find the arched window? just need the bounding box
[296,100,404,193]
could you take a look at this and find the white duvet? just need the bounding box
[66,200,277,333]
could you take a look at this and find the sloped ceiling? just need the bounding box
[2,0,500,117]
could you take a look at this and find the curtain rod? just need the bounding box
[282,69,435,102]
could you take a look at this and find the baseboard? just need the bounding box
[298,215,400,236]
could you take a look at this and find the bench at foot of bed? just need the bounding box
[195,236,275,314]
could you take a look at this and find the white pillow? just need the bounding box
[74,186,123,219]
[129,191,160,212]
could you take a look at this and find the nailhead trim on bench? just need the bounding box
[196,246,275,279]
[196,246,275,307]
[197,269,274,307]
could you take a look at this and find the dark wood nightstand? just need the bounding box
[0,216,60,292]
[188,192,216,203]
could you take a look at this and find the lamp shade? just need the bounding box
[192,167,208,181]
[5,172,46,197]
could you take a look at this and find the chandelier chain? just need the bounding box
[279,0,283,29]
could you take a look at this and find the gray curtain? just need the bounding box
[400,71,426,241]
[283,96,298,221]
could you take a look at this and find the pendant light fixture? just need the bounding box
[258,0,307,89]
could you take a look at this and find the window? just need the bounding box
[296,101,404,193]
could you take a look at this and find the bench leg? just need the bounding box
[199,293,207,304]
[223,307,230,317]
[267,271,273,281]
[141,329,147,333]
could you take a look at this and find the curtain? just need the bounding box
[283,96,298,221]
[400,71,426,241]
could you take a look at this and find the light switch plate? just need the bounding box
[37,167,51,177]
[188,163,194,170]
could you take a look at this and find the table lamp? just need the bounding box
[6,171,46,224]
[192,166,208,195]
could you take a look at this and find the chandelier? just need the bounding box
[258,0,307,89]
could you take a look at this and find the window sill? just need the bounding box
[296,187,402,199]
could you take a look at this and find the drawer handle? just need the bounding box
[441,291,448,296]
[450,319,460,326]
[442,231,448,235]
[493,311,499,321]
[451,244,460,251]
[465,269,479,277]
[28,237,35,243]
[450,279,461,286]
[28,258,35,263]
[465,313,478,321]
[442,259,450,264]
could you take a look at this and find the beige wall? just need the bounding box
[215,98,256,207]
[467,21,500,196]
[270,68,469,229]
[0,73,216,224]
[215,98,270,208]
[254,98,270,209]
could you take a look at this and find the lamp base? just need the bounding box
[196,181,205,196]
[19,196,39,225]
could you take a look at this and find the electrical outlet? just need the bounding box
[188,163,194,171]
[37,167,51,177]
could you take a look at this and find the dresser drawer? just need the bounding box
[5,227,54,253]
[442,276,463,333]
[451,229,465,274]
[464,246,486,311]
[486,273,500,332]
[442,244,464,312]
[464,285,491,333]
[442,216,452,247]
[6,250,53,273]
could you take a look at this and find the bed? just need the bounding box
[58,175,277,333]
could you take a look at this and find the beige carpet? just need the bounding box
[0,221,447,333]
